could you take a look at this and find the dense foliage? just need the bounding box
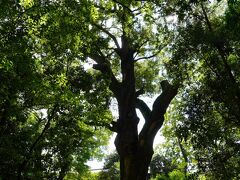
[152,0,240,179]
[0,1,111,179]
[1,0,239,179]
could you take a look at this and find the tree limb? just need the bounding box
[92,22,120,49]
[139,80,178,147]
[136,87,145,97]
[135,98,151,121]
[134,51,160,61]
[17,105,58,179]
[151,80,178,117]
[134,44,168,61]
[90,53,108,65]
[90,52,121,99]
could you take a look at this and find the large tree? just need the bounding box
[3,0,239,179]
[80,1,178,179]
[29,0,178,179]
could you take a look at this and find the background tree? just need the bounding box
[98,152,120,180]
[0,1,111,179]
[150,153,178,179]
[161,0,240,179]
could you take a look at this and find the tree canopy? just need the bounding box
[0,1,111,179]
[155,0,240,179]
[0,0,239,179]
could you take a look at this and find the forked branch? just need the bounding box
[151,80,178,118]
[139,80,178,147]
[92,22,121,49]
[135,98,151,121]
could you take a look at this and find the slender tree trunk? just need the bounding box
[177,137,188,176]
[17,105,57,179]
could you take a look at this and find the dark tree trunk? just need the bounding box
[17,106,57,180]
[92,33,178,180]
[115,36,177,180]
[114,82,177,180]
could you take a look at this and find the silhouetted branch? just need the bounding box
[92,22,120,49]
[139,80,178,148]
[135,98,151,121]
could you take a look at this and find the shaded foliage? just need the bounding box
[1,0,240,179]
[0,1,111,179]
[161,0,240,179]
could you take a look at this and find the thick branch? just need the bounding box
[92,22,120,49]
[90,52,121,99]
[139,80,178,147]
[136,87,144,97]
[90,53,109,65]
[135,98,151,121]
[151,80,178,117]
[93,63,121,99]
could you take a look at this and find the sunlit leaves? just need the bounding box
[20,0,34,9]
[97,152,120,180]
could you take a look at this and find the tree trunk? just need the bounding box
[114,75,177,180]
[117,146,153,180]
[115,40,177,179]
[91,34,178,180]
